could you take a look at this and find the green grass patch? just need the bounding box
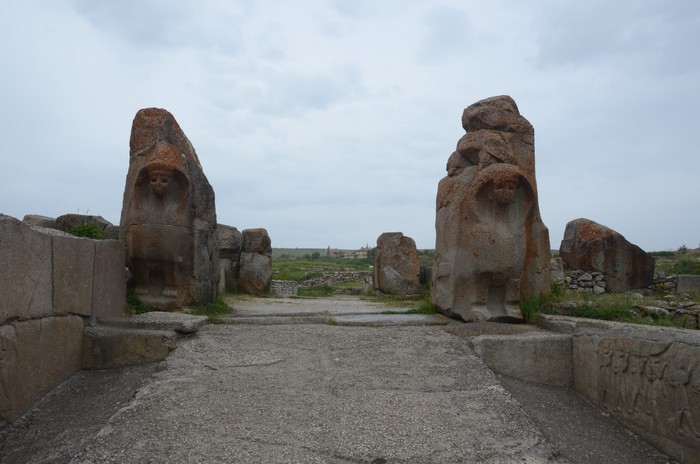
[520,286,696,329]
[68,222,105,240]
[126,289,158,314]
[374,284,437,314]
[272,258,373,282]
[297,284,336,297]
[674,258,700,275]
[189,297,232,324]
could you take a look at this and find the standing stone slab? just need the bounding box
[53,234,95,316]
[238,228,272,294]
[120,108,218,309]
[93,240,126,319]
[239,253,273,295]
[0,316,84,424]
[217,224,242,294]
[559,218,655,292]
[373,232,421,297]
[432,96,551,323]
[0,215,53,325]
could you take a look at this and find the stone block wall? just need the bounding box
[0,215,126,425]
[542,315,700,464]
[270,280,300,297]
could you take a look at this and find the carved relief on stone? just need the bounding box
[597,338,700,445]
[0,325,17,414]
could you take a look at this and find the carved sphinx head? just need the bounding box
[492,177,518,205]
[148,167,173,197]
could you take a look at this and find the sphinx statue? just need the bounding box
[432,96,550,322]
[120,108,218,309]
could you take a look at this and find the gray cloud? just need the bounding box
[1,0,698,251]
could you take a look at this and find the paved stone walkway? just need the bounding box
[0,296,673,463]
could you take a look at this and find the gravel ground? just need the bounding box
[0,296,677,463]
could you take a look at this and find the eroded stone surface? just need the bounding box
[92,240,126,319]
[217,224,242,294]
[0,215,53,325]
[0,316,84,424]
[544,315,700,463]
[373,232,421,297]
[52,234,94,317]
[119,108,218,309]
[559,218,654,292]
[238,228,272,294]
[432,96,551,322]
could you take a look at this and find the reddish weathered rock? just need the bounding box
[433,96,551,323]
[238,228,272,294]
[373,232,421,297]
[119,108,217,309]
[559,218,654,292]
[241,228,272,257]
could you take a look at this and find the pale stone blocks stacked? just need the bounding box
[0,215,125,424]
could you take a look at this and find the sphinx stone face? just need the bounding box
[432,96,551,323]
[492,178,517,205]
[149,169,172,197]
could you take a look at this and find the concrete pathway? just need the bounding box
[0,296,673,463]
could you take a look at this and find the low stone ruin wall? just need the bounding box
[650,273,679,294]
[563,270,608,294]
[270,280,300,297]
[561,269,693,297]
[0,215,125,425]
[300,271,372,289]
[541,315,700,463]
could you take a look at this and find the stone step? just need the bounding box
[83,312,210,369]
[98,311,208,334]
[82,326,179,369]
[221,313,453,327]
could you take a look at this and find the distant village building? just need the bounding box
[325,246,372,260]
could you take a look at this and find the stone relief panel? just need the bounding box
[0,325,17,418]
[598,338,700,446]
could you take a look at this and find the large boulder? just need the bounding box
[119,108,218,309]
[238,228,272,294]
[559,218,654,292]
[432,96,551,323]
[373,232,421,297]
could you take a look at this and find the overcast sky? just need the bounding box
[1,1,698,251]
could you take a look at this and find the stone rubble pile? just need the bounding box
[631,294,700,329]
[564,270,607,295]
[649,272,678,293]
